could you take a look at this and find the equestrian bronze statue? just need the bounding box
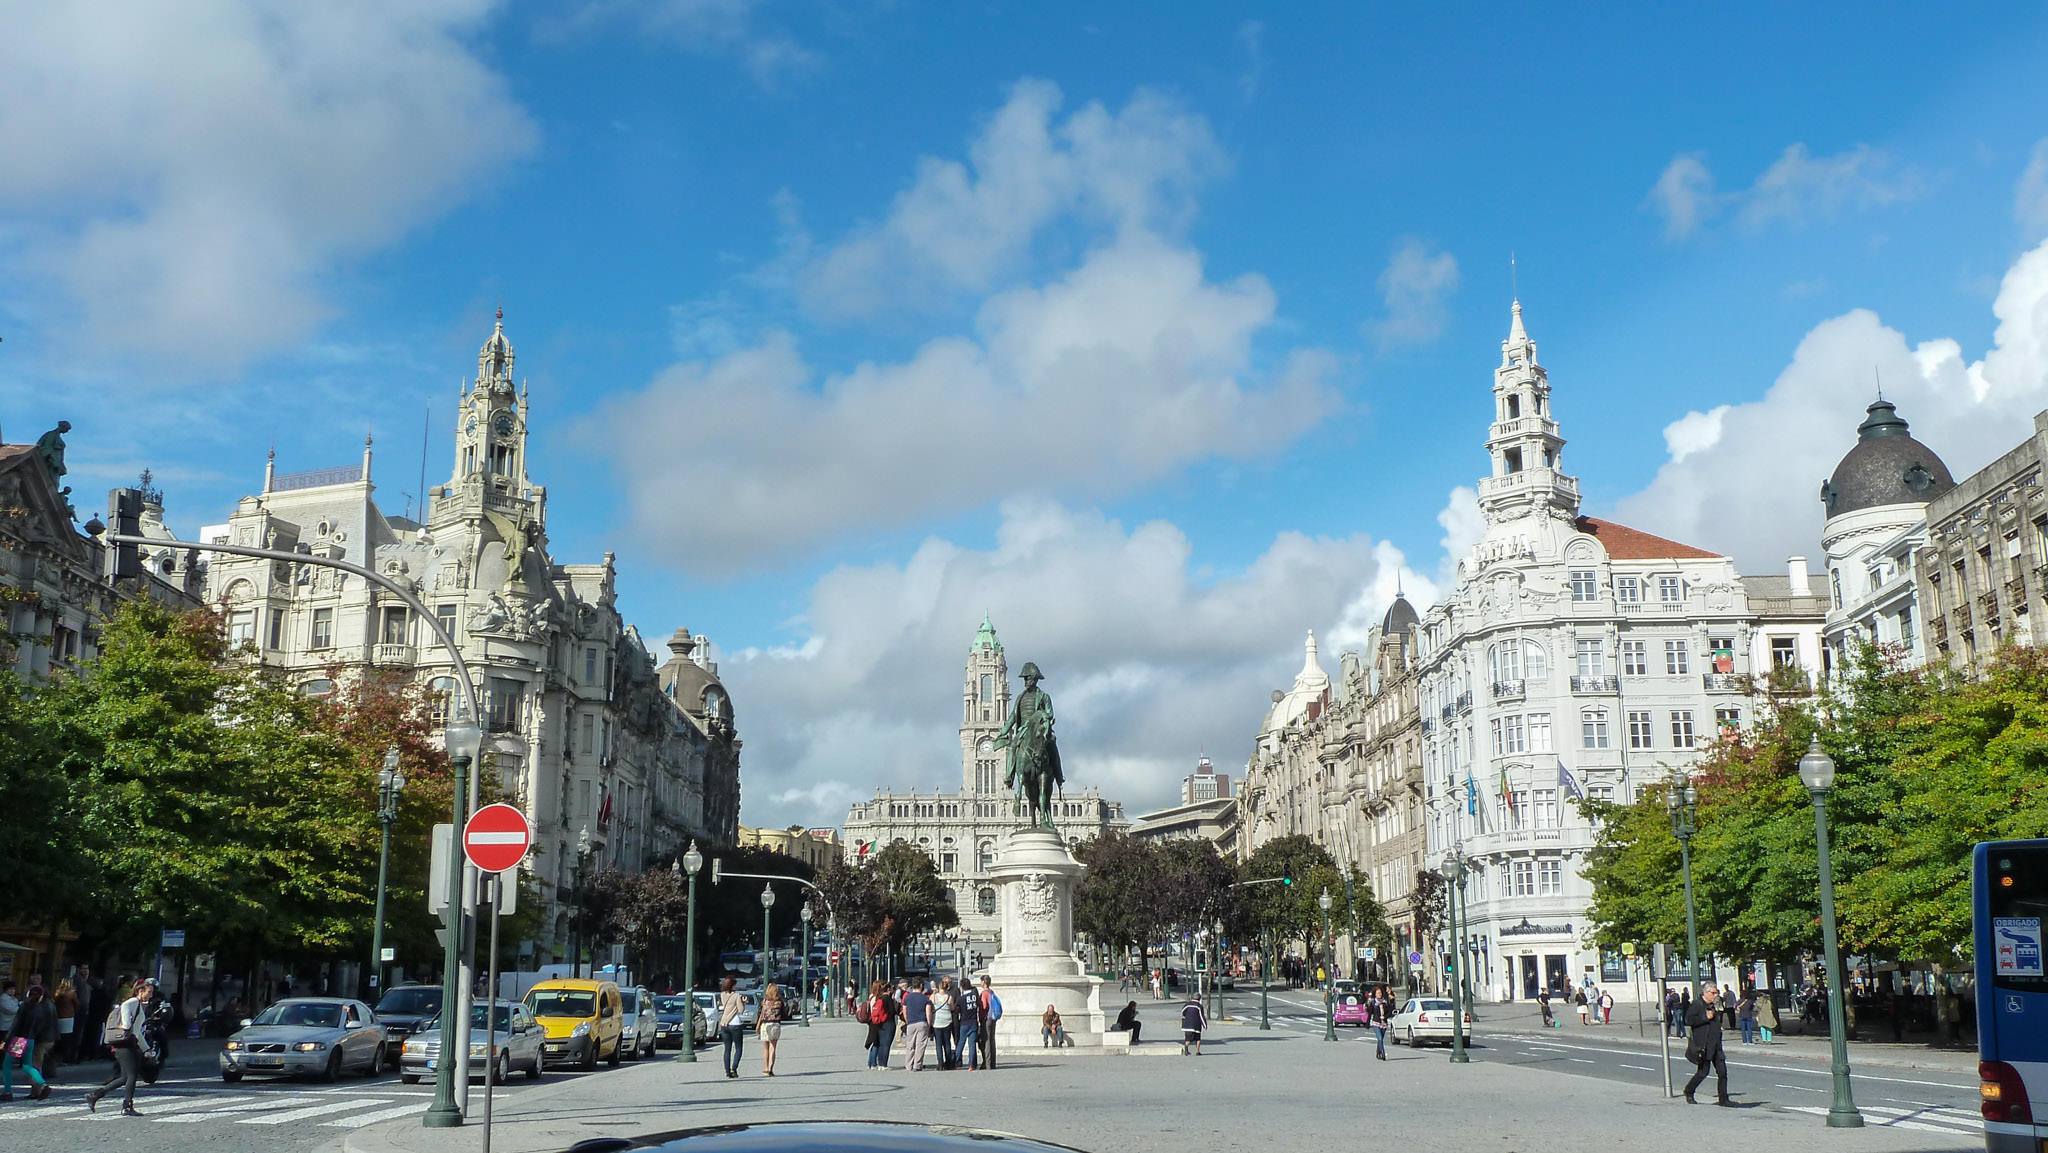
[995,661,1064,830]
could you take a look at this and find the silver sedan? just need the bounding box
[220,998,387,1082]
[400,1003,546,1084]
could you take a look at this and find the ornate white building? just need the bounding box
[202,315,741,966]
[1818,398,1957,679]
[1408,302,1821,1003]
[840,616,1130,941]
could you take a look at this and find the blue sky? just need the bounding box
[6,2,2048,828]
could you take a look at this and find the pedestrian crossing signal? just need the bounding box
[1281,877,1294,886]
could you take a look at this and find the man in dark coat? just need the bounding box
[1682,984,1733,1105]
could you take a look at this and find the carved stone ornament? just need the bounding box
[1018,872,1057,923]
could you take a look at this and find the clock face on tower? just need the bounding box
[978,739,994,754]
[493,411,515,435]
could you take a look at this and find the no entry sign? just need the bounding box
[463,803,533,873]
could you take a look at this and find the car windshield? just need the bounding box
[657,997,694,1014]
[619,991,639,1012]
[525,990,596,1018]
[375,988,442,1015]
[253,1002,345,1029]
[419,1006,523,1033]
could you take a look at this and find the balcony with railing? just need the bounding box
[1701,673,1746,692]
[1491,679,1525,702]
[1476,470,1582,508]
[1569,675,1618,694]
[1455,690,1474,714]
[1981,591,2003,631]
[1954,602,1973,629]
[1931,616,1949,644]
[370,643,417,667]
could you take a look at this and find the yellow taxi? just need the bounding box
[521,979,623,1070]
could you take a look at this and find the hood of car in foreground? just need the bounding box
[562,1121,1092,1153]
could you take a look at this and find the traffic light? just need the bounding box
[1281,877,1294,886]
[108,488,143,580]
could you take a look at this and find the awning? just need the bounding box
[0,941,33,952]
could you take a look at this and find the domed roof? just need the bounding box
[1380,594,1419,635]
[1820,400,1955,518]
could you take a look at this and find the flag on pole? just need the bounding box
[1500,766,1517,813]
[1557,759,1586,801]
[1465,773,1479,816]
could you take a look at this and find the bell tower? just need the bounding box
[451,309,533,494]
[1478,300,1580,525]
[961,614,1010,794]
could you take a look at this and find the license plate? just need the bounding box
[427,1060,437,1071]
[251,1058,283,1068]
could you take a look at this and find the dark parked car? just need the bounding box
[372,985,444,1064]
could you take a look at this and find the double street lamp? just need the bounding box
[368,748,405,999]
[1798,738,1864,1128]
[1446,847,1469,1063]
[570,826,593,979]
[1318,889,1336,1042]
[672,842,703,1063]
[761,884,777,984]
[1667,779,1702,998]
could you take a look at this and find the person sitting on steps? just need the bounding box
[1040,1005,1070,1048]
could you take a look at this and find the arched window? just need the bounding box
[1524,641,1548,680]
[980,674,993,701]
[977,888,997,916]
[426,676,458,722]
[1580,709,1609,749]
[943,887,958,908]
[298,678,336,699]
[978,841,996,871]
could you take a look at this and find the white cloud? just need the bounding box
[799,80,1224,319]
[563,0,813,88]
[1368,237,1460,349]
[0,1,534,374]
[1649,154,1715,241]
[1613,237,2048,569]
[1648,145,1922,243]
[1236,21,1266,103]
[712,499,1406,829]
[1435,485,1483,583]
[2018,138,2048,239]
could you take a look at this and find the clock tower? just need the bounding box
[961,614,1010,794]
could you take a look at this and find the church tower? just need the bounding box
[1477,300,1581,525]
[960,614,1010,794]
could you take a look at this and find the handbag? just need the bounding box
[5,1036,26,1059]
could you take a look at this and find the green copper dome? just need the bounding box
[974,612,1002,652]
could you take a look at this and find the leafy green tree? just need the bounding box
[1074,834,1167,966]
[866,840,957,961]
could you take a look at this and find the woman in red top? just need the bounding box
[863,981,897,1070]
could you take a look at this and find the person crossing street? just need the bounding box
[1682,984,1734,1106]
[1179,991,1208,1056]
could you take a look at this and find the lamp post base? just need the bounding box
[421,1105,463,1128]
[1825,1109,1865,1129]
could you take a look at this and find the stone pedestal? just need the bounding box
[988,828,1107,1050]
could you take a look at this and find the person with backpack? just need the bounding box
[977,976,1001,1069]
[931,977,959,1070]
[860,980,897,1070]
[84,979,153,1115]
[3,984,56,1101]
[1179,991,1208,1056]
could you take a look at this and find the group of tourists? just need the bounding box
[856,974,1002,1071]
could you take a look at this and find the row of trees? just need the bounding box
[1582,644,2048,981]
[1072,832,1389,970]
[0,601,461,990]
[815,842,959,977]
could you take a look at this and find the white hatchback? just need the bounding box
[1389,997,1472,1047]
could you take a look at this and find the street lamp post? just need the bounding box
[799,902,812,1027]
[1798,738,1864,1128]
[1668,779,1703,999]
[1259,929,1271,1030]
[368,747,405,999]
[423,723,479,1129]
[1210,919,1225,1021]
[676,842,703,1062]
[1447,848,1469,1063]
[760,884,777,989]
[570,826,592,979]
[1318,889,1336,1042]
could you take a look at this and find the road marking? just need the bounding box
[1782,1105,1978,1134]
[1568,1058,1595,1064]
[154,1096,321,1122]
[324,1102,429,1128]
[239,1097,392,1125]
[1775,1084,1822,1092]
[1618,1064,1652,1071]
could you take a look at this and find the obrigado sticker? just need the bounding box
[1994,917,2043,977]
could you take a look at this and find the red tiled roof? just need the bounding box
[1573,516,1722,561]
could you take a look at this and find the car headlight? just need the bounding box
[402,1040,426,1055]
[571,1021,590,1038]
[469,1042,490,1056]
[224,1041,244,1051]
[293,1041,327,1052]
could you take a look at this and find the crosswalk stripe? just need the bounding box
[323,1102,429,1128]
[238,1097,392,1125]
[155,1096,321,1122]
[1783,1106,1976,1134]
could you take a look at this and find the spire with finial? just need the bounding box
[361,430,373,485]
[263,444,276,493]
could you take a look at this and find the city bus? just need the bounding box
[1976,839,2047,1153]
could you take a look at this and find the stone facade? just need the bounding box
[1915,409,2048,668]
[1238,604,1427,984]
[840,616,1130,942]
[736,825,844,872]
[200,316,740,964]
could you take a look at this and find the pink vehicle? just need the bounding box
[1333,991,1370,1027]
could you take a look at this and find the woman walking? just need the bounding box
[3,984,55,1101]
[1365,988,1390,1061]
[863,981,897,1070]
[757,985,784,1076]
[715,978,746,1080]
